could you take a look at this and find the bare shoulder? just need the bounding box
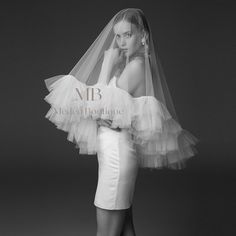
[128,56,144,72]
[122,57,145,82]
[117,57,145,95]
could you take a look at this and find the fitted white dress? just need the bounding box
[44,74,198,209]
[94,76,139,210]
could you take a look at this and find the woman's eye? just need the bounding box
[125,33,132,38]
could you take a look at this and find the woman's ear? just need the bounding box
[140,30,146,42]
[140,30,146,45]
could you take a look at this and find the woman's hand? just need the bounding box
[96,118,112,128]
[96,118,121,131]
[104,48,124,67]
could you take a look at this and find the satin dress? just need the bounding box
[94,76,139,210]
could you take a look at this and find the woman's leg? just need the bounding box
[120,205,136,236]
[96,206,126,236]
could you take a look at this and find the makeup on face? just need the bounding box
[113,20,142,57]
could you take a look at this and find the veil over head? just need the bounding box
[44,8,199,169]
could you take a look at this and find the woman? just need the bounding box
[44,8,198,236]
[94,10,148,236]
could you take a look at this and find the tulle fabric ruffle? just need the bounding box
[44,75,99,154]
[82,83,134,129]
[44,75,198,169]
[128,97,198,169]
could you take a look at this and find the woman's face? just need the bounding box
[113,20,142,58]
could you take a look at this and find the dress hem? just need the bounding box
[94,201,131,210]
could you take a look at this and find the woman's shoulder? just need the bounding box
[127,55,145,75]
[116,54,145,83]
[129,54,144,64]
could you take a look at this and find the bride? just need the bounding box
[95,11,147,236]
[44,8,198,236]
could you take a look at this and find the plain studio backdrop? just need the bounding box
[0,0,235,235]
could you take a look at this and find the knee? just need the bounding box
[120,210,135,236]
[96,208,126,236]
[121,222,134,236]
[96,226,103,236]
[96,232,102,236]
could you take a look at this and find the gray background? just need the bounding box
[1,0,235,235]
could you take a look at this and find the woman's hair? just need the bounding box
[113,9,150,45]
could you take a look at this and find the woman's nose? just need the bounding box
[120,37,126,46]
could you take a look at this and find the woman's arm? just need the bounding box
[97,49,120,84]
[97,57,113,84]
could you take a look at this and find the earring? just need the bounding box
[141,39,145,45]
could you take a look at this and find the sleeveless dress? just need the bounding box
[44,74,198,209]
[94,76,139,210]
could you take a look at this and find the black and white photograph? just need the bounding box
[1,1,235,235]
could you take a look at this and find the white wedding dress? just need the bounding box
[94,76,139,210]
[44,74,198,210]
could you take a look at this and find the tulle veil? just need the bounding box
[44,8,199,169]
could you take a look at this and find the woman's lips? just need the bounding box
[120,49,128,58]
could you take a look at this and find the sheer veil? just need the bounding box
[44,8,199,169]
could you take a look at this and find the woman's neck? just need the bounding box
[112,49,145,77]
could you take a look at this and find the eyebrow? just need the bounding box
[116,30,132,36]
